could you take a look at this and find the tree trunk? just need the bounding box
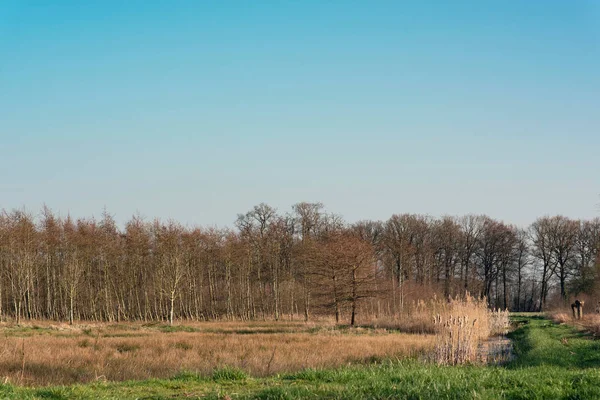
[350,268,357,326]
[332,271,340,323]
[516,268,522,312]
[69,289,74,325]
[226,261,233,319]
[169,290,176,325]
[502,265,508,310]
[303,284,310,322]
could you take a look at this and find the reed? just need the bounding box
[433,294,509,365]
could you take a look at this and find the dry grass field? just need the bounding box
[0,314,595,399]
[0,319,435,386]
[0,296,510,388]
[551,311,600,336]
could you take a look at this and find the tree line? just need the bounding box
[0,203,598,325]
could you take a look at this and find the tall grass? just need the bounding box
[433,294,509,365]
[351,294,510,365]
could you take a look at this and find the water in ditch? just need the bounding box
[478,335,514,365]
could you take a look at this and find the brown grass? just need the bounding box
[550,311,600,337]
[354,296,465,335]
[0,320,434,386]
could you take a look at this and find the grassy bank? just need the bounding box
[509,315,600,369]
[1,315,600,399]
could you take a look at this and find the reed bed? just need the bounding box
[432,295,509,365]
[338,294,510,365]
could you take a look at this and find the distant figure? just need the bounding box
[595,302,600,314]
[571,300,584,319]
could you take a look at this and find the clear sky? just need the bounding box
[1,1,599,228]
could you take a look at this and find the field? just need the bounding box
[0,313,599,398]
[0,319,435,387]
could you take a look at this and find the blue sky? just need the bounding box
[1,1,599,227]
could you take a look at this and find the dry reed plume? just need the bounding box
[433,294,509,365]
[333,294,510,365]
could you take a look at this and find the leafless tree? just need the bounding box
[548,216,579,302]
[0,203,598,322]
[513,229,531,311]
[530,217,557,311]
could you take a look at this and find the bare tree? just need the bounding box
[293,202,324,241]
[513,229,531,311]
[530,217,557,311]
[0,203,599,323]
[476,218,514,303]
[458,215,484,293]
[155,220,186,325]
[62,216,87,325]
[6,210,39,323]
[548,216,579,302]
[432,216,461,299]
